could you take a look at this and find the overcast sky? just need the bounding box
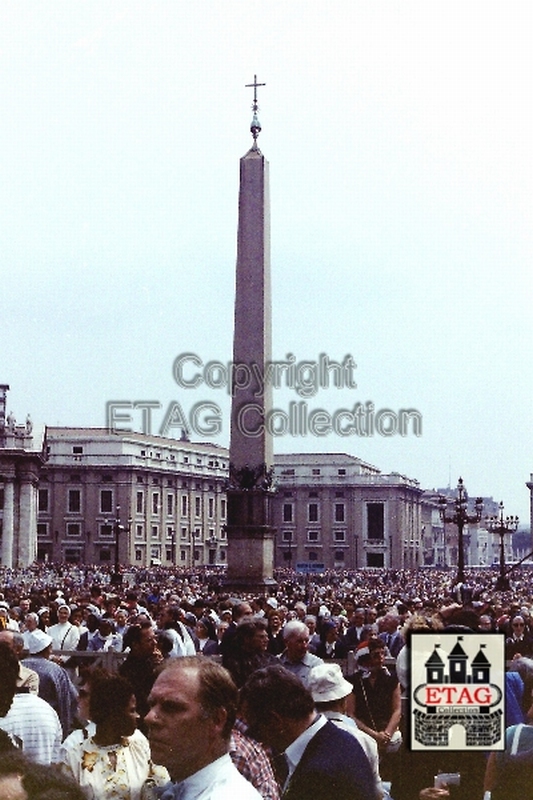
[2,1,532,524]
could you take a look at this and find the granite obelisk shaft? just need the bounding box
[226,141,276,590]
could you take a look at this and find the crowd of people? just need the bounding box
[0,562,533,799]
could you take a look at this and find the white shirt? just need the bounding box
[0,693,62,764]
[161,753,262,800]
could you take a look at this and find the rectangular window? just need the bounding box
[135,525,144,540]
[367,503,385,540]
[181,496,188,517]
[100,523,113,538]
[151,526,159,539]
[100,490,113,514]
[208,498,214,518]
[195,497,201,517]
[37,522,48,538]
[167,494,173,516]
[38,489,49,512]
[283,504,293,523]
[367,552,384,567]
[334,530,346,542]
[181,526,188,540]
[68,489,81,513]
[220,499,226,519]
[307,530,319,541]
[282,530,293,542]
[334,550,345,562]
[152,493,159,515]
[66,523,81,537]
[135,550,143,561]
[308,503,318,522]
[136,492,144,514]
[335,503,345,523]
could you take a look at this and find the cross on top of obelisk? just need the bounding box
[245,74,265,147]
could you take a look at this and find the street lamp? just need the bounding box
[438,477,483,584]
[109,506,131,587]
[485,501,519,591]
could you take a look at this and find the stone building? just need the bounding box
[272,452,422,570]
[37,427,229,568]
[0,385,45,567]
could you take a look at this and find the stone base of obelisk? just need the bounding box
[224,489,277,592]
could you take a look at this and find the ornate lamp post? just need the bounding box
[439,477,483,584]
[485,501,519,591]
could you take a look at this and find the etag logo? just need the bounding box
[409,633,505,751]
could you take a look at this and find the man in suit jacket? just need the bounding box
[241,664,375,800]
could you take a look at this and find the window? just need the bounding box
[367,503,385,540]
[181,496,188,517]
[135,550,143,562]
[195,497,201,517]
[100,523,113,538]
[66,523,80,537]
[181,527,188,539]
[307,530,319,542]
[152,493,159,515]
[334,530,346,542]
[151,526,159,539]
[38,489,49,512]
[180,550,187,562]
[208,498,214,518]
[312,468,321,475]
[100,490,113,514]
[282,531,293,542]
[308,503,318,523]
[283,504,293,523]
[367,552,384,567]
[135,525,144,540]
[167,494,173,516]
[335,503,345,523]
[338,469,346,476]
[194,528,201,539]
[334,550,345,562]
[72,446,83,455]
[136,492,144,514]
[308,551,318,561]
[220,499,226,519]
[37,523,48,538]
[68,489,81,513]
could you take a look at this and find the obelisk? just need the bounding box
[226,76,276,590]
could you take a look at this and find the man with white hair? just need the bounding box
[307,662,383,800]
[278,620,323,687]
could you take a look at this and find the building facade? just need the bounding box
[272,453,423,570]
[37,428,229,568]
[0,386,45,568]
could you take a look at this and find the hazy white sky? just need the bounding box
[2,1,532,522]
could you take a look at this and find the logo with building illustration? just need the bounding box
[409,632,505,751]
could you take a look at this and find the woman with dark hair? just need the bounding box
[59,672,168,800]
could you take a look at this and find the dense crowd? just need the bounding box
[0,562,533,799]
